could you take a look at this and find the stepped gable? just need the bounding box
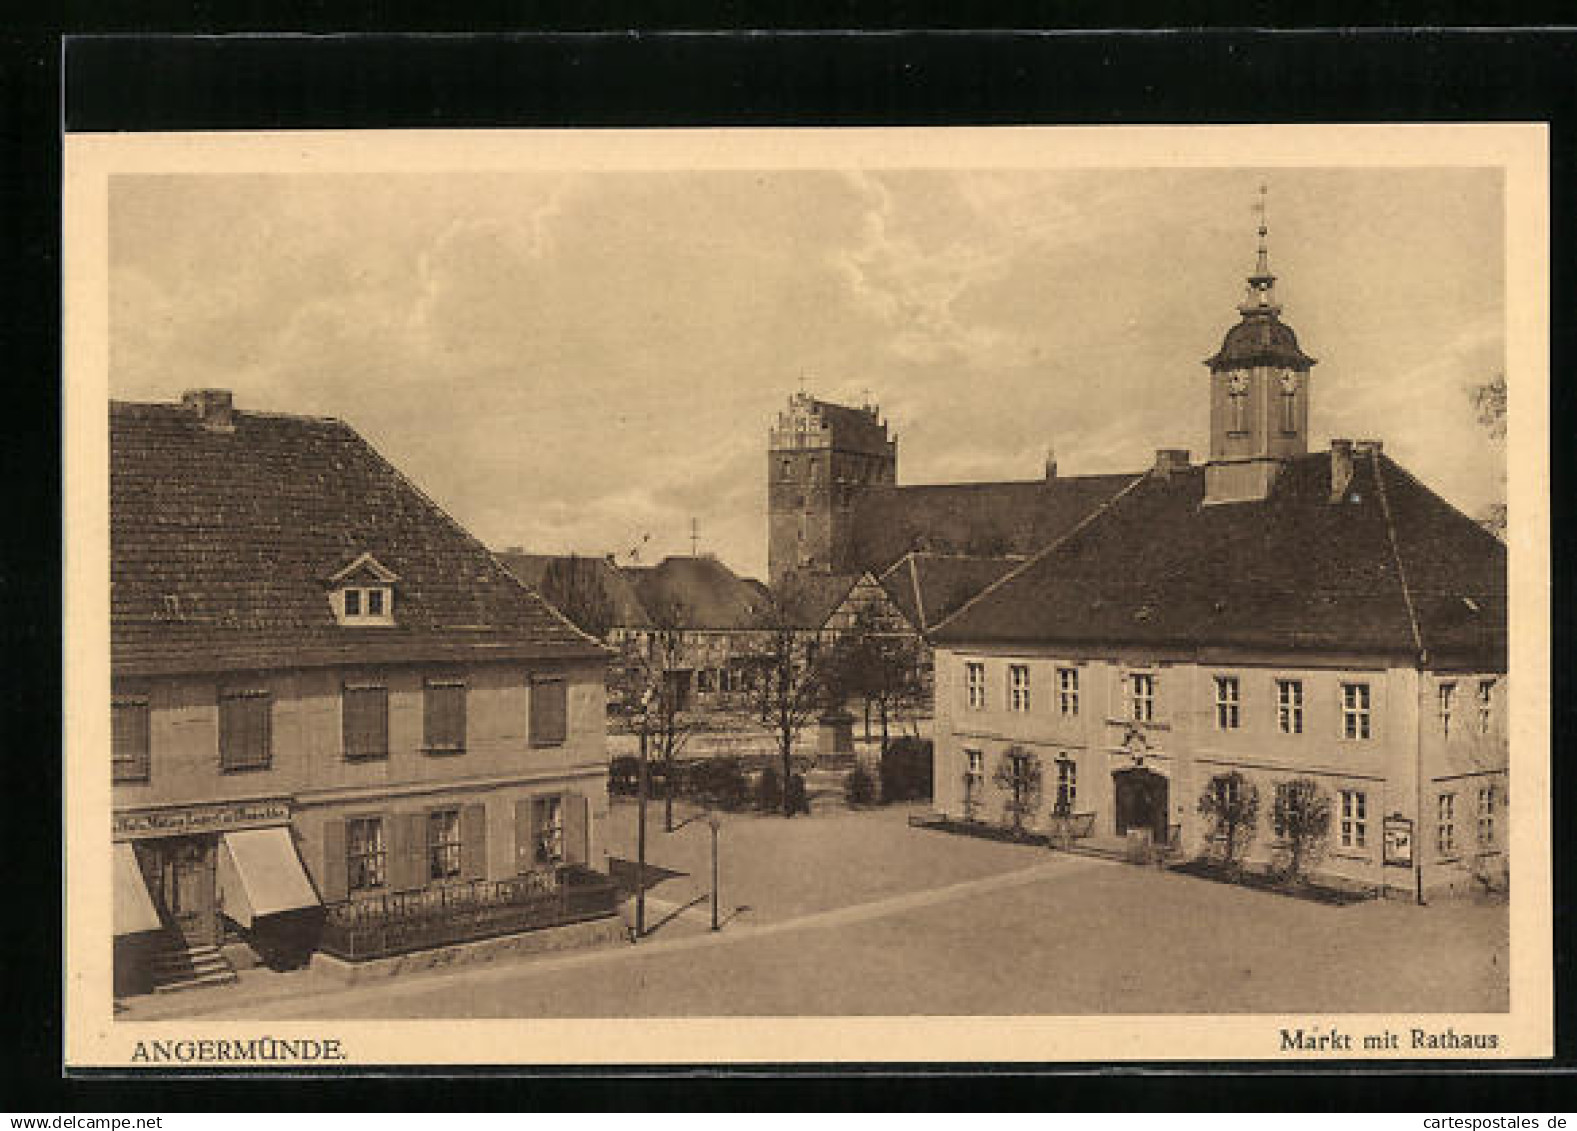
[111,399,607,676]
[932,448,1505,669]
[878,552,1024,635]
[845,473,1138,573]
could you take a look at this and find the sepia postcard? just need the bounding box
[63,124,1550,1067]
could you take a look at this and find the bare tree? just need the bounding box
[750,578,840,818]
[1197,770,1260,873]
[836,604,927,762]
[538,554,617,640]
[993,746,1043,834]
[1271,777,1332,885]
[1468,372,1507,537]
[612,597,700,833]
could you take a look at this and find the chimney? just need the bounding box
[1153,449,1190,480]
[1354,438,1384,455]
[1329,438,1354,501]
[182,388,234,431]
[1044,445,1058,481]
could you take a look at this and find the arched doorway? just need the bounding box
[1112,767,1169,842]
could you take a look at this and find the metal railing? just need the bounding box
[319,865,618,961]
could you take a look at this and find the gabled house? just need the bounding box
[111,390,618,995]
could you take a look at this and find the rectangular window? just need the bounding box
[1276,679,1304,734]
[1130,672,1155,723]
[427,808,463,881]
[529,677,568,747]
[1341,682,1372,740]
[347,816,387,892]
[112,696,151,783]
[965,749,983,778]
[219,687,272,771]
[342,682,389,761]
[423,677,467,754]
[1009,665,1031,712]
[1339,789,1368,849]
[1477,679,1495,735]
[965,662,986,710]
[1438,682,1456,739]
[1477,785,1496,847]
[1214,676,1241,730]
[532,796,565,867]
[1437,793,1457,856]
[1055,758,1077,813]
[367,588,384,615]
[1057,667,1080,717]
[1214,775,1242,810]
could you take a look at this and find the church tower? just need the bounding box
[768,392,897,582]
[1202,187,1317,504]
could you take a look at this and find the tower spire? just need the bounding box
[1240,181,1281,315]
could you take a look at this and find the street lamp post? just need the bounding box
[635,690,653,940]
[707,810,722,932]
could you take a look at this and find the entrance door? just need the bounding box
[141,837,219,946]
[1113,768,1169,843]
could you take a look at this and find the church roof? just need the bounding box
[111,398,607,677]
[933,448,1505,670]
[844,474,1139,574]
[1205,310,1317,371]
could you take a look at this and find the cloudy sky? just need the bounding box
[110,165,1504,580]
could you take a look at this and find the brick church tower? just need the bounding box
[768,392,897,582]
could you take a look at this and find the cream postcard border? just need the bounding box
[63,124,1551,1066]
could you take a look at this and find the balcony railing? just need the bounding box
[319,865,619,961]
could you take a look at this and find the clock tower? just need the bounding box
[1202,189,1317,505]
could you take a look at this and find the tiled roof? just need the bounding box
[111,400,606,676]
[1205,310,1316,370]
[777,572,862,630]
[933,449,1506,669]
[632,556,765,631]
[494,552,653,630]
[878,552,1023,635]
[844,473,1139,573]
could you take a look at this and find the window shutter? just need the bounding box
[343,685,388,759]
[514,800,534,874]
[461,804,487,881]
[112,699,151,781]
[563,793,588,865]
[386,812,418,891]
[220,690,272,769]
[424,680,466,751]
[530,678,568,747]
[319,819,348,903]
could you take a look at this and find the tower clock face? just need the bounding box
[1278,372,1299,394]
[1226,373,1249,395]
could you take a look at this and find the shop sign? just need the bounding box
[114,799,291,839]
[1383,813,1414,867]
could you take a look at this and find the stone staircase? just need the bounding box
[148,938,238,994]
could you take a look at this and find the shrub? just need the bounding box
[755,763,784,813]
[845,764,877,806]
[1271,777,1332,885]
[607,755,641,797]
[687,756,749,811]
[880,738,933,803]
[1197,771,1260,872]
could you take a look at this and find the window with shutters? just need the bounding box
[530,677,568,747]
[531,796,565,867]
[423,677,466,754]
[342,681,389,761]
[347,816,387,892]
[112,695,151,783]
[427,808,463,881]
[219,687,272,771]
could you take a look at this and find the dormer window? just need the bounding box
[327,552,399,627]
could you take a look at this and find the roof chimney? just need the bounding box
[1153,449,1191,480]
[1354,438,1384,455]
[1329,438,1354,501]
[182,389,234,432]
[1044,445,1058,481]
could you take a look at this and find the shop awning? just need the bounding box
[217,827,320,929]
[113,842,161,937]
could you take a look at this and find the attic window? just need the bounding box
[328,552,399,627]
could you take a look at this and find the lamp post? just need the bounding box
[635,689,653,940]
[707,810,722,931]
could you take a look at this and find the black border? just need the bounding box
[7,21,1575,1109]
